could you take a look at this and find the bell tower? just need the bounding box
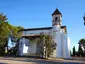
[52,9,63,58]
[52,9,62,26]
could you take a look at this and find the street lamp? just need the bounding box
[83,13,85,25]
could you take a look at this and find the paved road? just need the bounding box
[0,57,85,64]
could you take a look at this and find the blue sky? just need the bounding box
[0,0,85,51]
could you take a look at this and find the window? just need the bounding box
[55,17,58,21]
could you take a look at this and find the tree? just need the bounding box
[78,39,85,56]
[37,33,45,58]
[0,12,7,22]
[0,12,23,56]
[0,13,10,56]
[37,33,56,59]
[73,46,76,56]
[10,26,23,56]
[70,50,72,56]
[78,44,83,56]
[44,35,56,58]
[7,24,23,56]
[78,39,85,50]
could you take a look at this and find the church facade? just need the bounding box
[18,9,70,58]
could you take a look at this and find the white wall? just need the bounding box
[19,38,24,56]
[60,29,64,57]
[30,43,36,54]
[19,38,38,56]
[63,34,70,58]
[52,25,63,58]
[52,25,70,58]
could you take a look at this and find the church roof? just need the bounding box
[61,26,67,33]
[52,9,62,16]
[22,27,52,31]
[61,26,66,28]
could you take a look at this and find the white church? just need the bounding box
[18,9,70,58]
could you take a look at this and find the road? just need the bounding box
[0,57,85,64]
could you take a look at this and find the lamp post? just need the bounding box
[83,14,85,25]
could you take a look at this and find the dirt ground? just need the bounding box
[0,57,85,64]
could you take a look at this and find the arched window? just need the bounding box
[55,17,58,21]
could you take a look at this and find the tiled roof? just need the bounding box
[61,26,67,33]
[22,27,52,31]
[61,26,66,28]
[52,9,62,16]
